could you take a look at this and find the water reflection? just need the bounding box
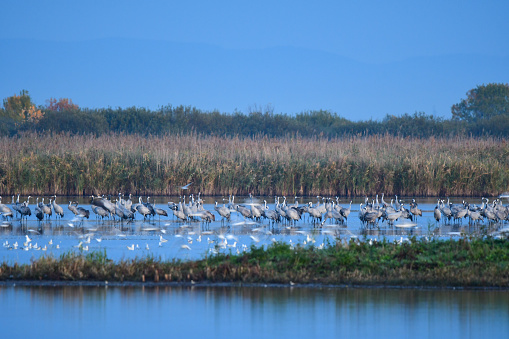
[1,285,507,338]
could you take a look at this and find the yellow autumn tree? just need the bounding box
[1,89,44,123]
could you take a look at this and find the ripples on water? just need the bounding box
[0,196,507,264]
[0,284,507,338]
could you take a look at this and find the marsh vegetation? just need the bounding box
[0,133,507,197]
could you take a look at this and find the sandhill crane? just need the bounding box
[340,201,352,221]
[152,199,168,220]
[91,195,116,215]
[434,200,441,225]
[92,205,110,220]
[283,204,301,226]
[11,194,21,217]
[40,197,52,219]
[317,197,327,215]
[362,210,379,227]
[214,201,231,223]
[52,195,64,219]
[0,197,14,220]
[410,199,422,220]
[75,203,90,219]
[467,207,483,225]
[400,204,413,221]
[262,200,279,225]
[172,197,188,221]
[275,197,287,221]
[386,206,403,226]
[173,207,187,222]
[440,200,452,224]
[195,202,215,224]
[145,197,157,217]
[35,205,44,221]
[20,196,32,221]
[181,196,193,220]
[136,197,151,220]
[452,205,468,224]
[250,204,262,221]
[114,198,134,221]
[236,205,252,219]
[394,195,401,210]
[307,202,323,224]
[68,201,79,216]
[321,203,344,226]
[124,194,133,211]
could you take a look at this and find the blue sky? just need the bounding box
[1,0,508,121]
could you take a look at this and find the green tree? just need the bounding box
[452,83,509,122]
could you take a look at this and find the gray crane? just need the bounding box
[40,197,52,219]
[434,200,441,225]
[214,201,231,223]
[52,195,64,219]
[20,196,32,221]
[152,199,168,219]
[0,196,14,220]
[136,197,152,220]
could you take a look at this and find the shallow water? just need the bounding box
[1,284,507,338]
[1,196,507,264]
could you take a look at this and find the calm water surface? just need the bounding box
[1,285,507,338]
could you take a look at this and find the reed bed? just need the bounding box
[2,239,509,287]
[0,132,507,196]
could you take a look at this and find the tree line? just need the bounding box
[1,84,508,138]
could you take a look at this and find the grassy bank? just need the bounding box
[2,239,509,287]
[0,133,508,197]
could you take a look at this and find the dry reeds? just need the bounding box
[0,132,507,196]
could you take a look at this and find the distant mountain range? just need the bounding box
[2,38,508,121]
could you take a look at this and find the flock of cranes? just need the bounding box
[433,197,509,225]
[1,193,508,228]
[357,194,509,227]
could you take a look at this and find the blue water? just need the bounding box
[1,285,507,338]
[2,196,505,265]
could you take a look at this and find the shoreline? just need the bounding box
[2,239,509,288]
[2,280,509,291]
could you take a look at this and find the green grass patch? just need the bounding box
[1,238,509,287]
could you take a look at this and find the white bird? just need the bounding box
[145,243,150,250]
[96,238,102,243]
[181,244,191,250]
[127,244,135,250]
[160,235,168,243]
[180,182,193,190]
[82,245,89,251]
[25,235,32,243]
[250,235,260,243]
[48,239,53,245]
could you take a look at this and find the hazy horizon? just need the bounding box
[2,1,508,121]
